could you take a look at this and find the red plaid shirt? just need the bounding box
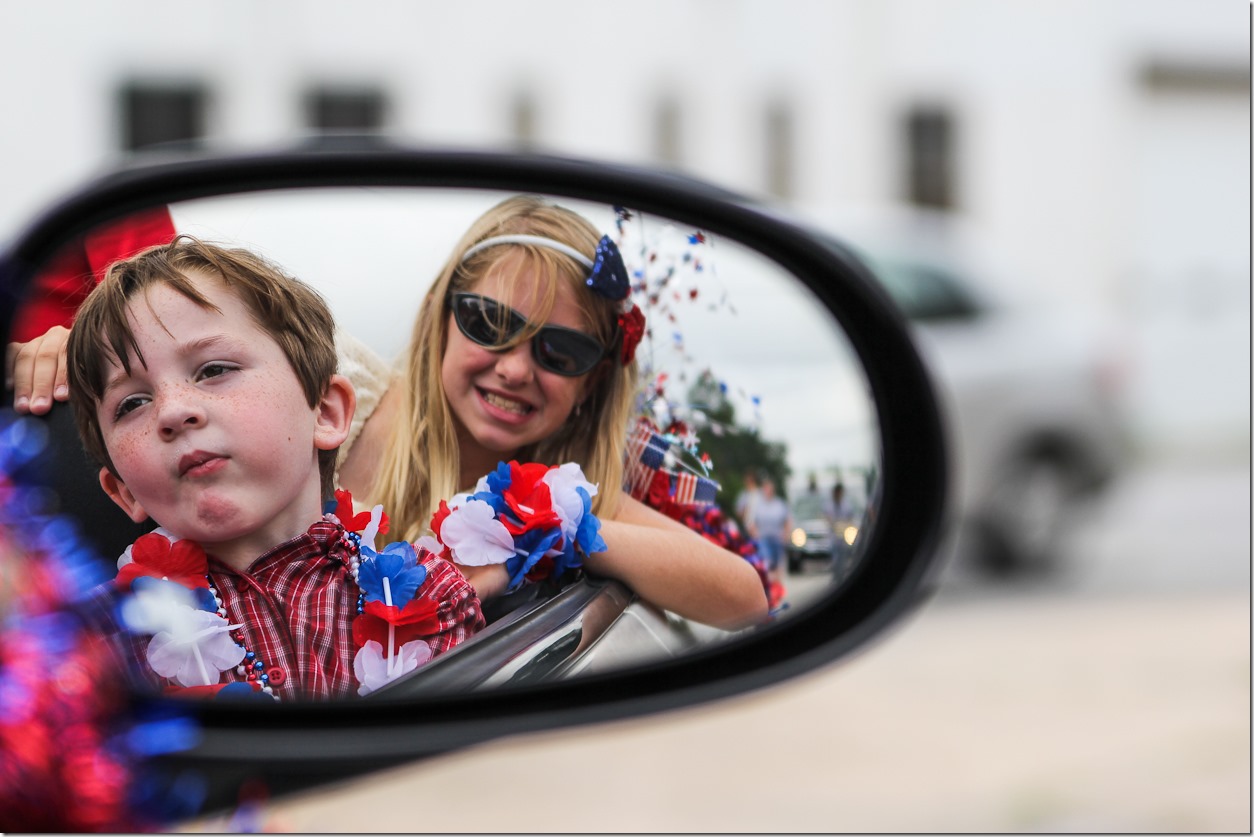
[96,519,484,701]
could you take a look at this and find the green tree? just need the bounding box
[686,370,790,528]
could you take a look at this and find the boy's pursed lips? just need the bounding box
[179,450,228,478]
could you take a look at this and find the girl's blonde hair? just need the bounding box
[371,195,639,542]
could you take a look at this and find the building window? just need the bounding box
[120,82,208,152]
[1140,60,1250,97]
[905,106,955,209]
[511,90,538,149]
[764,99,795,201]
[304,87,388,133]
[653,96,682,166]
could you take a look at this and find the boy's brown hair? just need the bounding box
[67,234,341,497]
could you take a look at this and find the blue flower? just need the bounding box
[485,461,512,494]
[466,461,512,516]
[357,542,427,608]
[504,527,563,591]
[574,487,607,556]
[469,488,509,517]
[216,682,272,701]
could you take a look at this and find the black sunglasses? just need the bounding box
[449,292,609,377]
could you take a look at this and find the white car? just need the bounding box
[816,207,1129,576]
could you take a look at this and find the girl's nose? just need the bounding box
[493,341,536,385]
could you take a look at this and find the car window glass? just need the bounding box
[864,254,981,322]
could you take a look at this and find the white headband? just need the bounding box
[460,234,593,269]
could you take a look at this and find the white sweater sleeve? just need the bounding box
[334,324,397,480]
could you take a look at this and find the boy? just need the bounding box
[67,236,484,700]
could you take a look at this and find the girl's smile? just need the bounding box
[478,387,535,418]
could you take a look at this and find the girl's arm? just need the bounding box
[583,494,769,630]
[456,562,510,600]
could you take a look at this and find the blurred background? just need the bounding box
[2,0,1248,831]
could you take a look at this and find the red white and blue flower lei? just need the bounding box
[331,491,444,696]
[424,460,607,593]
[110,460,605,700]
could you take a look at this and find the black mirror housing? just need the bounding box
[0,146,949,816]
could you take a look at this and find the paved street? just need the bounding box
[219,455,1249,833]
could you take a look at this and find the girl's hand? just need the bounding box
[6,325,71,414]
[457,562,510,600]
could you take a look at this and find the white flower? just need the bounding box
[353,639,433,696]
[440,498,515,566]
[447,490,474,509]
[542,463,599,545]
[119,579,201,634]
[146,609,246,687]
[121,580,244,687]
[413,534,443,556]
[359,504,387,552]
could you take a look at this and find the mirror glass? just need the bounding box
[18,185,881,697]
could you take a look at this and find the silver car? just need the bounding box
[823,207,1128,576]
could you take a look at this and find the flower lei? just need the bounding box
[109,462,603,701]
[426,460,607,594]
[330,491,444,697]
[110,492,447,700]
[113,532,268,700]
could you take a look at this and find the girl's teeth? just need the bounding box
[484,392,528,414]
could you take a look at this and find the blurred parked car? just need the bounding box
[787,515,836,574]
[785,486,861,576]
[814,207,1129,576]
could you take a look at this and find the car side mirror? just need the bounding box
[0,145,949,818]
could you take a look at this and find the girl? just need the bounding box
[336,195,767,630]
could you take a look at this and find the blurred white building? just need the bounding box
[2,0,1248,457]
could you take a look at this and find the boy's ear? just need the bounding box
[314,373,355,452]
[99,467,150,524]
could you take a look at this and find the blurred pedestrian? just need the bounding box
[823,481,854,522]
[823,481,856,578]
[734,470,762,534]
[750,477,792,584]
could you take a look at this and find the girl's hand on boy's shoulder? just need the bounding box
[6,325,71,414]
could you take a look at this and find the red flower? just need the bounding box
[332,489,390,536]
[353,598,442,647]
[618,304,646,365]
[430,499,453,543]
[525,555,555,583]
[115,534,209,591]
[500,462,561,535]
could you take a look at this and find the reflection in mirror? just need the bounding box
[23,186,880,699]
